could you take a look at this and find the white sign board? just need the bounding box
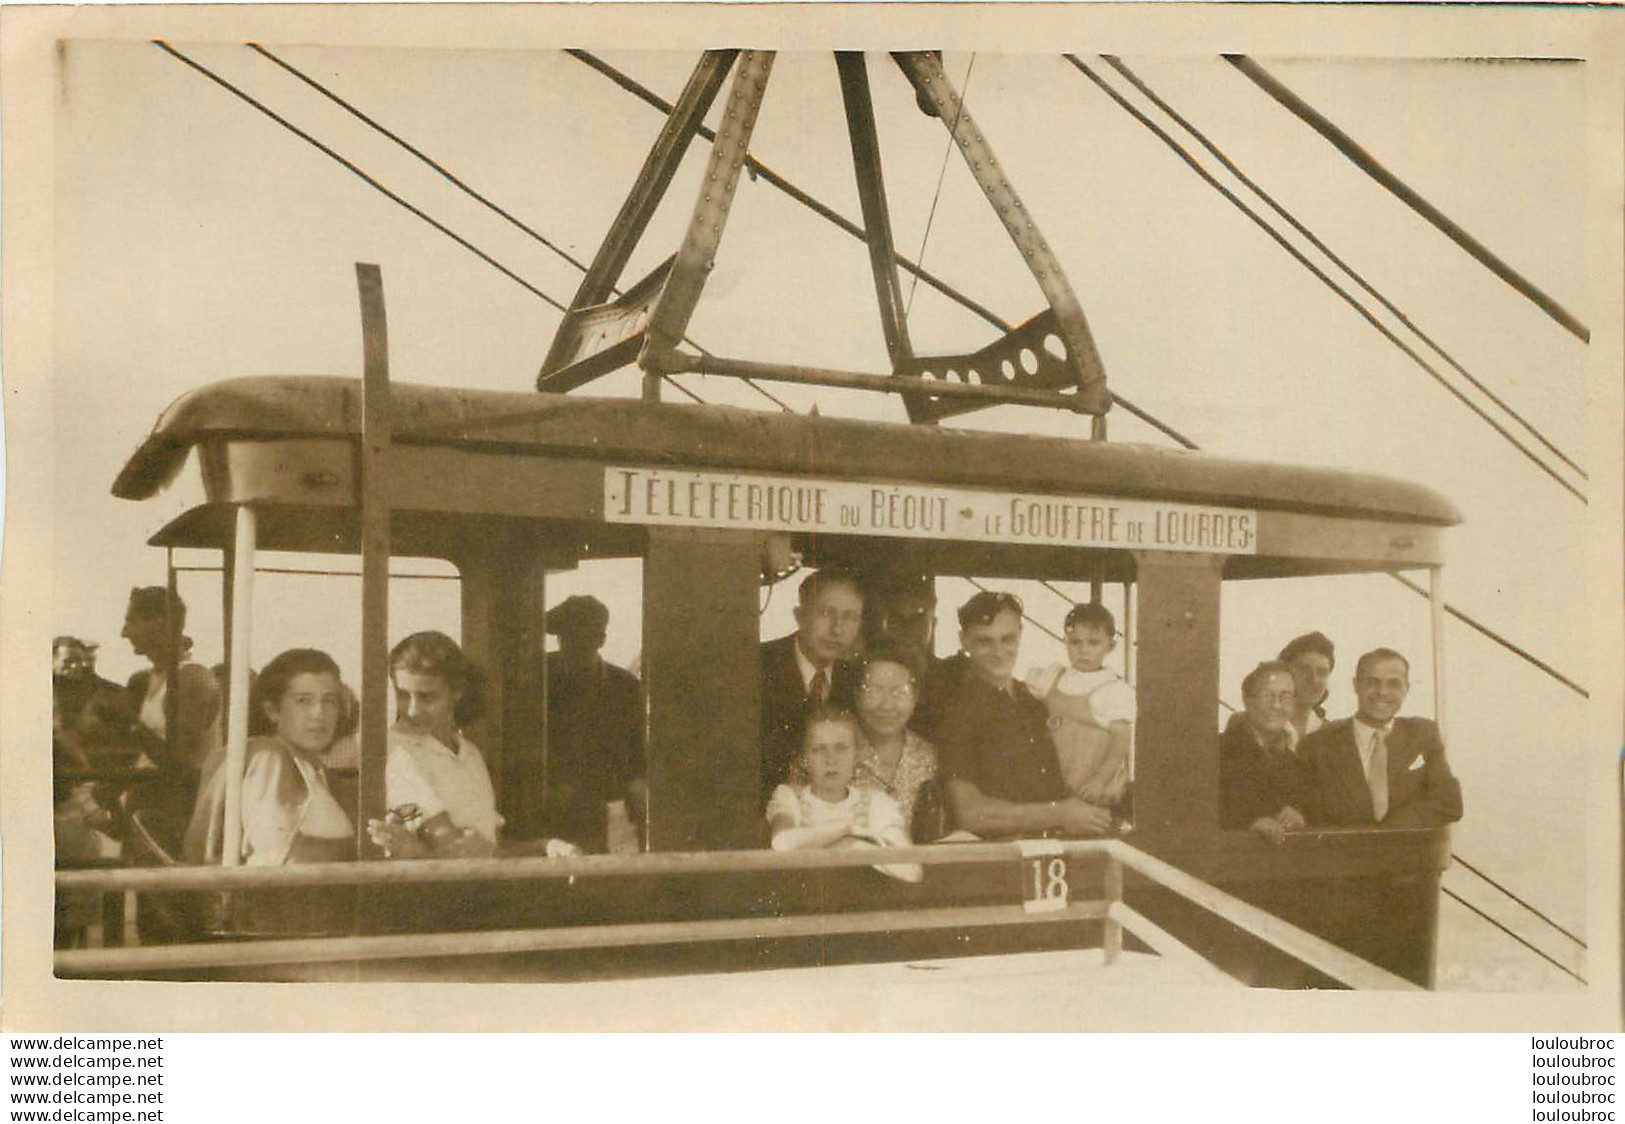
[604,467,1257,555]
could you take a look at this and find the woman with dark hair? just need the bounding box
[183,648,353,865]
[849,637,940,836]
[1278,631,1336,747]
[366,631,526,859]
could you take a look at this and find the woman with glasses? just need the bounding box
[1219,660,1316,844]
[849,636,939,836]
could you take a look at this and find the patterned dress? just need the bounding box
[854,730,938,830]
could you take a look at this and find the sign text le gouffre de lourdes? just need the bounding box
[604,467,1257,555]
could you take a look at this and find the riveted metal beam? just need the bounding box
[640,50,776,399]
[539,50,736,389]
[836,53,916,384]
[893,51,1111,415]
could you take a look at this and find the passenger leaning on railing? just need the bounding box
[766,704,922,883]
[935,591,1115,840]
[1218,661,1314,844]
[367,631,580,860]
[184,648,355,865]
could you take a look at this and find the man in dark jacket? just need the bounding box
[1299,647,1463,827]
[543,595,644,851]
[759,567,864,801]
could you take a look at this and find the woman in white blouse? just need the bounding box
[366,631,525,859]
[184,648,352,866]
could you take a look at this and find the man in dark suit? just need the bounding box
[759,567,864,800]
[1299,647,1463,827]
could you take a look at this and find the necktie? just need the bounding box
[809,668,829,703]
[1367,728,1389,822]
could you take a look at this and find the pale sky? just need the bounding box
[45,37,1600,968]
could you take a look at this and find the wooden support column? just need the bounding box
[459,528,553,838]
[356,263,390,857]
[1428,566,1448,743]
[219,507,257,866]
[163,550,182,763]
[1129,551,1225,835]
[643,527,761,851]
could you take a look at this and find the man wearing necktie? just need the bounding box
[758,568,864,802]
[1299,648,1463,828]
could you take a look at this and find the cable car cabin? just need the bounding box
[90,374,1460,985]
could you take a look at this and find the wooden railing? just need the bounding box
[55,839,1420,989]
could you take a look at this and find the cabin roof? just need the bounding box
[113,375,1461,526]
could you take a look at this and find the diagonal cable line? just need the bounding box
[1441,885,1586,985]
[1389,573,1587,698]
[151,41,716,407]
[1065,54,1585,506]
[1450,853,1586,948]
[243,41,795,416]
[1102,54,1584,481]
[1225,54,1590,345]
[248,40,592,275]
[155,40,569,310]
[904,52,977,321]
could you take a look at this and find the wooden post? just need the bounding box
[1129,552,1225,835]
[220,506,257,866]
[1428,567,1448,744]
[458,530,553,837]
[1121,580,1136,686]
[1102,852,1124,965]
[163,550,182,762]
[357,264,391,856]
[220,541,235,678]
[643,527,761,850]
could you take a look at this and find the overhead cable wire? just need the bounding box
[1389,573,1587,698]
[568,48,1198,450]
[1441,885,1586,985]
[1101,54,1585,482]
[152,41,709,407]
[243,41,793,416]
[1065,54,1586,506]
[1450,853,1586,949]
[155,41,569,313]
[248,41,593,276]
[1224,54,1590,345]
[903,52,977,320]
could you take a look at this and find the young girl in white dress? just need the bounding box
[766,705,921,883]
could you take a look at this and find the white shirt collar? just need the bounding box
[392,721,463,758]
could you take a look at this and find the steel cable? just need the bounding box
[242,42,793,416]
[1103,54,1585,481]
[1065,54,1585,505]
